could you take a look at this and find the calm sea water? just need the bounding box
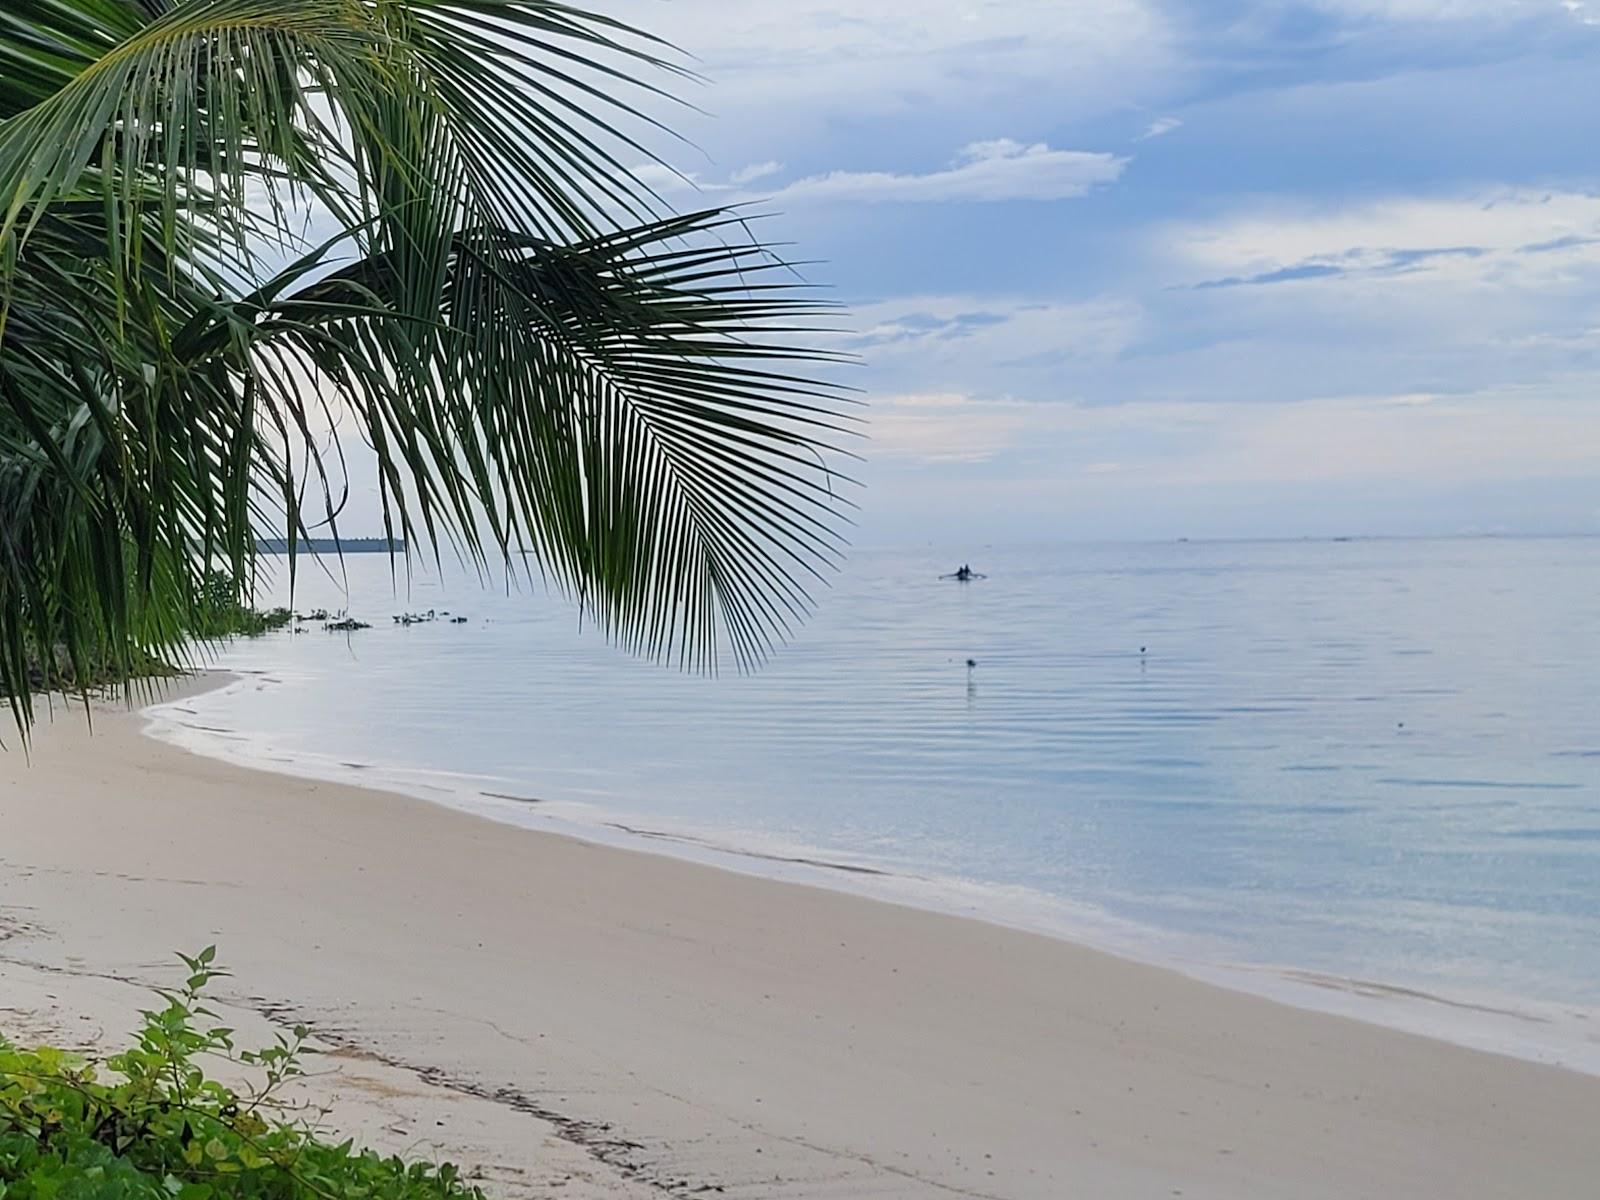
[148,538,1600,1067]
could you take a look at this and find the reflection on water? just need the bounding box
[157,538,1600,1024]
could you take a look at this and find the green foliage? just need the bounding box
[0,569,285,704]
[192,573,294,640]
[0,0,857,736]
[0,950,483,1200]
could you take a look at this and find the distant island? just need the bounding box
[256,537,403,555]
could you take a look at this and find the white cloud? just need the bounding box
[636,142,1127,207]
[605,0,1170,91]
[628,159,780,196]
[598,0,1177,159]
[1125,191,1600,416]
[869,394,1029,463]
[769,140,1126,205]
[1138,116,1183,140]
[630,162,699,193]
[1165,189,1600,289]
[730,161,784,185]
[1151,388,1600,486]
[843,295,1143,388]
[867,385,1600,483]
[826,193,1600,431]
[1308,0,1579,20]
[1564,0,1600,25]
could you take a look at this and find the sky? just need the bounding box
[303,1,1600,546]
[579,0,1600,544]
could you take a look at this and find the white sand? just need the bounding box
[1,674,1597,1199]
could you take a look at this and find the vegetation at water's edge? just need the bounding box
[3,572,291,700]
[0,1,855,737]
[0,949,482,1200]
[193,573,295,641]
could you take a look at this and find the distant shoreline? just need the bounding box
[256,537,402,554]
[257,531,1599,556]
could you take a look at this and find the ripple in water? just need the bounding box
[148,537,1600,1068]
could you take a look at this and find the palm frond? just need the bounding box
[261,209,860,668]
[0,0,859,734]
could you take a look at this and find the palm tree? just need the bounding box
[0,0,855,733]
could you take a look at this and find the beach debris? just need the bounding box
[326,617,370,632]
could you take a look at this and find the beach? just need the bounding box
[2,675,1598,1200]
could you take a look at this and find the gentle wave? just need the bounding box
[139,537,1600,1073]
[145,666,1600,1077]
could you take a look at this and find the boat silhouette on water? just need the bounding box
[941,564,988,582]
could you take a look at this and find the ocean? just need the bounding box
[147,536,1600,1070]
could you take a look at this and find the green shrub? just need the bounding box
[193,573,295,640]
[0,950,483,1200]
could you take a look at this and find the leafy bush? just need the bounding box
[193,574,295,640]
[0,950,483,1200]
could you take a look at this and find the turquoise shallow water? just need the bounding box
[148,537,1600,1066]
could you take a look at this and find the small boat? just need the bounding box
[941,564,987,582]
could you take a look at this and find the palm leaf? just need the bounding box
[0,0,858,734]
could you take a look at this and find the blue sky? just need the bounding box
[590,0,1600,543]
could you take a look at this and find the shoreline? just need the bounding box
[146,671,1600,1079]
[3,673,1599,1197]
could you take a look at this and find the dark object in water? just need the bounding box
[941,563,988,582]
[450,616,468,624]
[393,609,437,626]
[326,617,370,632]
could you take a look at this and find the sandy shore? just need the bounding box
[1,675,1597,1199]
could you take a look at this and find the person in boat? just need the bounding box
[942,564,986,581]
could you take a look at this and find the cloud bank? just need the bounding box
[639,141,1128,207]
[771,140,1126,205]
